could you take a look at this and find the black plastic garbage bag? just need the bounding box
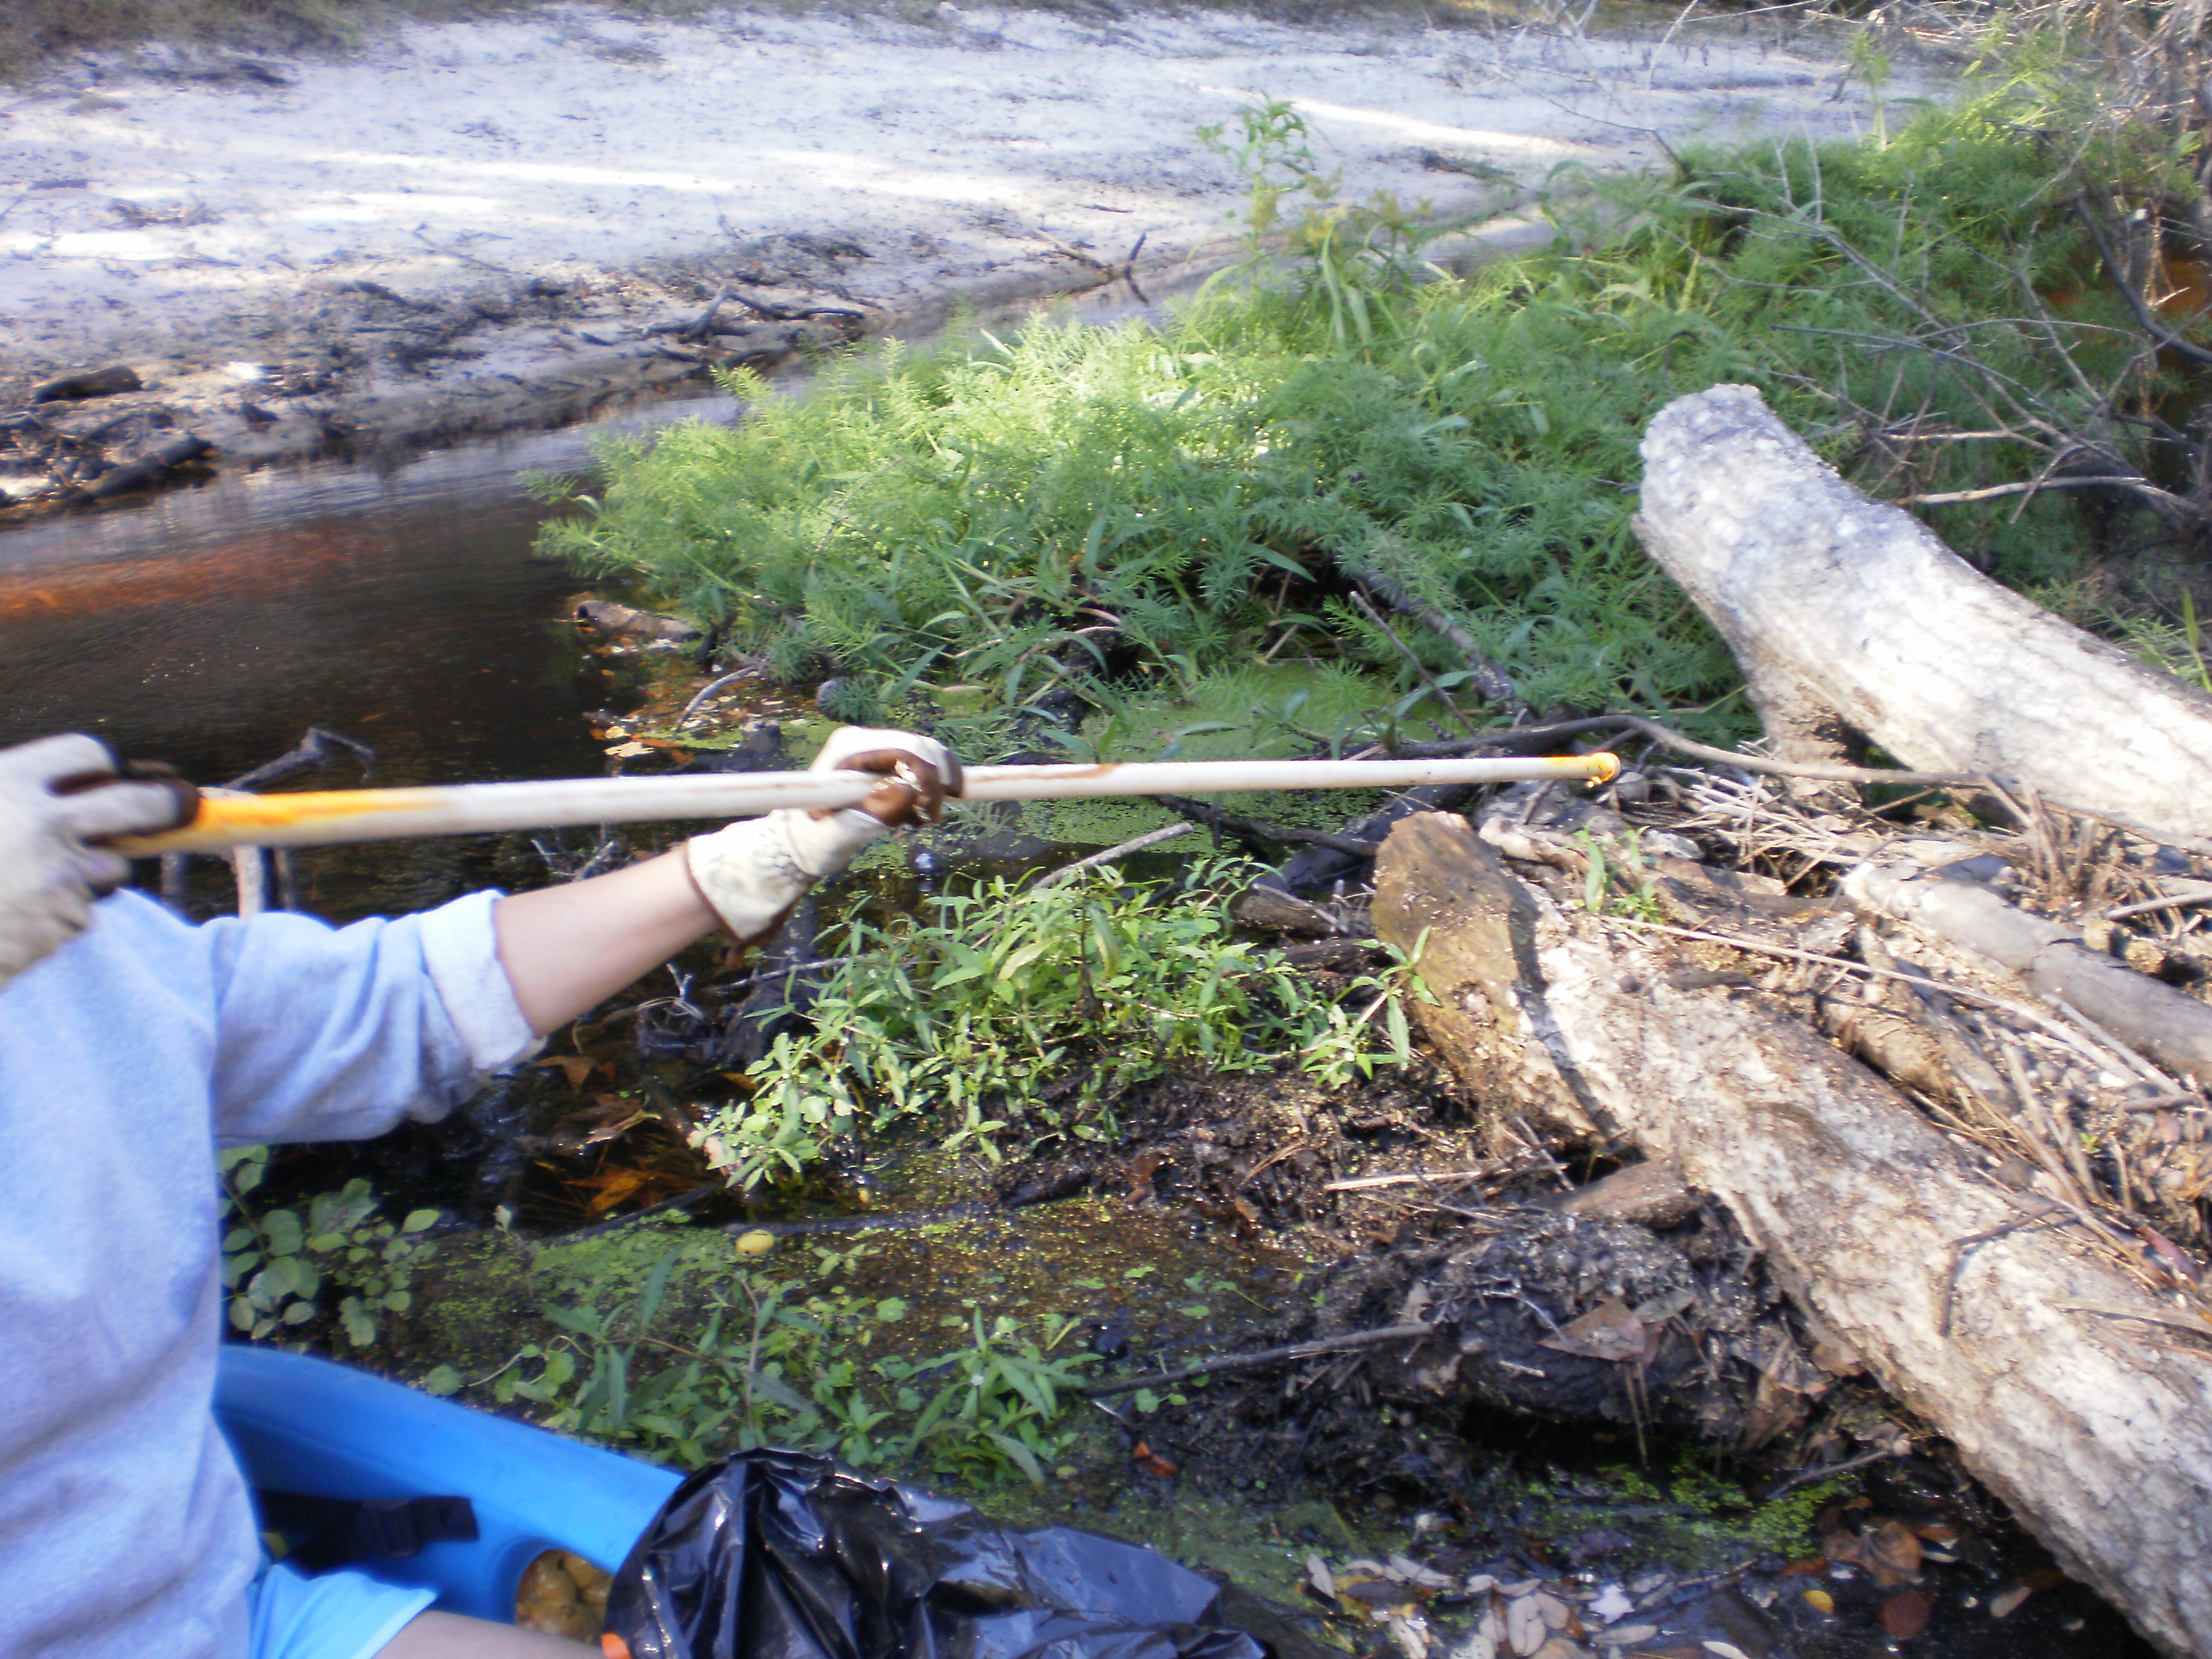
[604,1448,1272,1659]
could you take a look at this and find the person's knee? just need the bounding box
[373,1608,597,1658]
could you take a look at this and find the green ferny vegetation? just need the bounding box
[538,85,2190,734]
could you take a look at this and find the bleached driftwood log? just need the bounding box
[1375,812,2212,1659]
[1635,385,2212,838]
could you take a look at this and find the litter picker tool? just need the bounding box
[118,753,1619,855]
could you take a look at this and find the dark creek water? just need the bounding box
[0,398,743,919]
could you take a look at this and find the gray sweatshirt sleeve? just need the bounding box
[201,889,540,1146]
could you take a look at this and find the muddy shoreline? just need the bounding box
[0,2,1920,506]
[0,202,1569,506]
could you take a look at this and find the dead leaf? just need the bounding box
[1126,1149,1165,1202]
[1738,1367,1807,1451]
[1541,1299,1649,1364]
[576,1168,649,1214]
[1802,1588,1834,1614]
[1388,1554,1454,1590]
[1386,1616,1428,1659]
[1819,1530,1867,1569]
[1506,1596,1546,1656]
[1988,1584,2032,1619]
[534,1054,599,1090]
[1879,1589,1934,1639]
[2137,1225,2202,1286]
[1130,1439,1179,1478]
[1867,1518,1923,1585]
[1340,1579,1419,1620]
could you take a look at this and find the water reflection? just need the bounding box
[0,399,735,918]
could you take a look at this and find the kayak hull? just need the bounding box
[215,1345,680,1621]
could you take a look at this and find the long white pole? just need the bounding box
[119,753,1618,855]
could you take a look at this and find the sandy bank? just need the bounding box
[0,4,1918,493]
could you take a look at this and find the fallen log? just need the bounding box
[1635,384,2212,838]
[31,365,142,402]
[1374,811,2212,1658]
[84,432,210,499]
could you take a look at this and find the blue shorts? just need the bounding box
[248,1559,436,1659]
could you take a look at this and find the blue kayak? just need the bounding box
[215,1345,681,1622]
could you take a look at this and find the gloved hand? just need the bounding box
[685,727,961,944]
[0,734,199,990]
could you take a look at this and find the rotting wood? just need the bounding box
[1552,1158,1699,1229]
[1634,384,2212,836]
[1370,811,1601,1143]
[31,365,142,402]
[1374,811,2212,1659]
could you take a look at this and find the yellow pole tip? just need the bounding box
[1587,751,1621,784]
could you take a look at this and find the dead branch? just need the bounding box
[1085,1323,1434,1397]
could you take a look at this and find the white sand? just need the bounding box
[0,4,1926,447]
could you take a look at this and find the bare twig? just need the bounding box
[717,954,860,997]
[1348,589,1482,739]
[558,1181,728,1241]
[412,225,512,274]
[1332,554,1521,713]
[1942,1211,2071,1338]
[1324,1166,1506,1192]
[2074,195,2212,369]
[682,283,731,342]
[2105,885,2212,921]
[1033,823,1199,889]
[1084,1323,1433,1397]
[1381,711,1976,787]
[1759,1444,1910,1497]
[1609,918,2111,1059]
[225,725,376,791]
[676,667,760,726]
[1899,475,2146,507]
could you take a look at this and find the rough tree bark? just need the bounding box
[1634,384,2212,838]
[1375,813,2212,1659]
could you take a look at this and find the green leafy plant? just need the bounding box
[544,89,2209,742]
[693,858,1414,1188]
[218,1148,440,1347]
[1200,98,1444,357]
[1576,828,1665,924]
[482,1246,1092,1486]
[1196,99,1341,274]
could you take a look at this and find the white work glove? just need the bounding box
[0,734,198,990]
[685,727,961,944]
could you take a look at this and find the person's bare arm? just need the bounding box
[492,728,958,1037]
[492,849,719,1035]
